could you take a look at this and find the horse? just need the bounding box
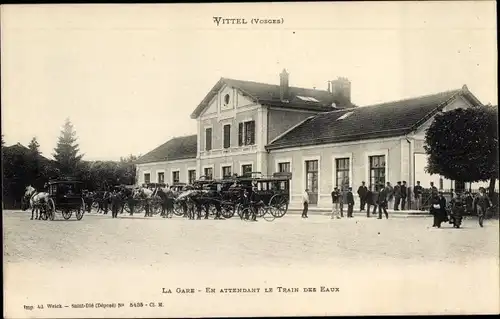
[22,185,50,220]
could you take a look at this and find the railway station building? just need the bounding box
[135,70,495,209]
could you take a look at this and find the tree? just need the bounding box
[27,137,41,155]
[424,106,499,198]
[53,118,83,176]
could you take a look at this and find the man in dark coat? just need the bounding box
[393,181,402,211]
[357,182,368,211]
[110,190,122,218]
[377,184,389,219]
[346,187,355,218]
[430,191,447,228]
[401,181,408,210]
[366,185,377,218]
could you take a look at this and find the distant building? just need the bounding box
[135,70,496,209]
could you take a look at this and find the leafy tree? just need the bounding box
[53,118,83,176]
[424,106,499,198]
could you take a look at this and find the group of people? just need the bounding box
[430,186,493,228]
[300,180,495,226]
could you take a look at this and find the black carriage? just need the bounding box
[232,172,292,220]
[44,179,86,221]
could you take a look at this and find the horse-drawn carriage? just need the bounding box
[229,172,291,220]
[171,172,292,220]
[43,179,86,221]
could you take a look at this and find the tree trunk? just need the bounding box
[488,177,496,201]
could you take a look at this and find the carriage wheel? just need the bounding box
[221,203,235,219]
[62,210,72,220]
[173,201,185,216]
[269,195,288,218]
[75,198,85,220]
[135,201,145,213]
[47,198,56,221]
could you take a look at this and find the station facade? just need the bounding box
[136,70,494,209]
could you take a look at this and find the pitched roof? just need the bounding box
[266,86,483,150]
[190,77,356,119]
[135,135,197,164]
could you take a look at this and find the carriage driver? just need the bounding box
[247,187,263,221]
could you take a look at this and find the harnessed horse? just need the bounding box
[22,185,50,220]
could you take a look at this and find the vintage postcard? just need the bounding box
[2,2,498,318]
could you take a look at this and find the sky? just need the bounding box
[1,2,497,161]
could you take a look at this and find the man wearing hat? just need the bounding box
[357,181,368,211]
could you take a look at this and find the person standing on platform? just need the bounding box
[347,187,355,218]
[414,181,423,211]
[394,181,402,211]
[331,187,341,219]
[401,181,408,210]
[302,189,309,218]
[357,182,368,212]
[366,185,377,218]
[377,184,389,219]
[386,182,394,210]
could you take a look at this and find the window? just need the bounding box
[223,124,231,149]
[241,164,252,177]
[369,155,385,191]
[188,170,196,184]
[204,167,213,180]
[238,121,255,146]
[205,128,212,151]
[335,158,350,188]
[144,173,151,184]
[222,166,232,178]
[278,162,291,173]
[172,171,180,183]
[305,160,319,204]
[157,172,165,184]
[224,94,230,105]
[337,111,354,121]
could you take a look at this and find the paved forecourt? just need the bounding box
[3,210,499,316]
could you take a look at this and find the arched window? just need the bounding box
[224,94,230,105]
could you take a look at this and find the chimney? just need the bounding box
[330,77,351,107]
[279,69,289,101]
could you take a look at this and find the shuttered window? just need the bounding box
[205,128,212,151]
[223,124,231,149]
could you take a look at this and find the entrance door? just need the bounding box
[305,160,318,205]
